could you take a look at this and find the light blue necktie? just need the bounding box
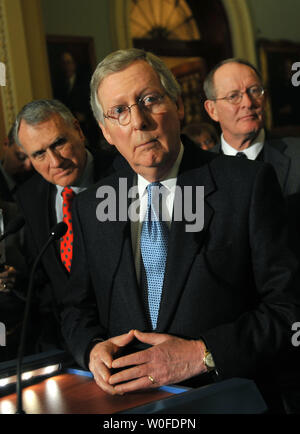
[140,182,169,329]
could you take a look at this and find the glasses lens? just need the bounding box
[249,86,264,99]
[226,91,242,104]
[107,94,166,125]
[106,106,130,125]
[118,109,130,125]
[143,94,166,114]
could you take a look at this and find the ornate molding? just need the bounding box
[110,0,132,50]
[222,0,257,66]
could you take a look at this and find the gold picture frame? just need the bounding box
[258,39,300,137]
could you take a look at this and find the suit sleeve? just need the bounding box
[201,163,300,379]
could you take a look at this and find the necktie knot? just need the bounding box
[146,182,163,222]
[148,181,161,189]
[235,152,247,158]
[61,187,75,204]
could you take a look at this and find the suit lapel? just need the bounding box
[41,181,68,274]
[29,177,52,248]
[100,168,149,330]
[157,148,216,331]
[263,140,290,191]
[116,225,149,331]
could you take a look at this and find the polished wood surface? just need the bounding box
[0,373,173,414]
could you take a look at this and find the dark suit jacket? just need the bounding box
[211,135,300,412]
[15,148,116,351]
[61,138,300,398]
[211,136,300,196]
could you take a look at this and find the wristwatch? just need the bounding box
[203,349,215,372]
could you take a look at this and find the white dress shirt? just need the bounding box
[221,129,265,160]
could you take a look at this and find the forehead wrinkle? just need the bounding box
[99,61,163,110]
[20,114,72,154]
[214,65,261,96]
[105,86,160,109]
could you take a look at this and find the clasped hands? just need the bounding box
[89,329,207,395]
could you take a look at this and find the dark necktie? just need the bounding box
[60,187,75,272]
[140,182,169,329]
[235,152,247,158]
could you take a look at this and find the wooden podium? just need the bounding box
[0,371,174,414]
[0,351,267,414]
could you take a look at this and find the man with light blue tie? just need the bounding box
[61,48,300,413]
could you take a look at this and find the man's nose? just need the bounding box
[241,90,256,108]
[48,149,64,167]
[130,104,150,130]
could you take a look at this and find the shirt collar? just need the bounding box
[137,142,184,198]
[221,129,265,160]
[56,148,94,196]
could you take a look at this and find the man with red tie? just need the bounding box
[12,99,115,351]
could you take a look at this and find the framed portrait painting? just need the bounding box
[46,35,100,146]
[258,39,300,137]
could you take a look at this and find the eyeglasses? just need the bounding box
[211,85,265,105]
[104,93,167,126]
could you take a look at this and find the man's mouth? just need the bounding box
[135,137,159,149]
[239,113,258,121]
[54,166,74,177]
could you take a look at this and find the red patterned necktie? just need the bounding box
[60,187,75,272]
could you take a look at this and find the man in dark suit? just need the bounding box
[203,58,300,196]
[203,59,300,413]
[60,49,300,412]
[12,99,115,351]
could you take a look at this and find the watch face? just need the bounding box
[206,352,215,368]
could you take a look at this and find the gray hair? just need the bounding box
[203,58,263,100]
[90,48,181,124]
[13,99,76,147]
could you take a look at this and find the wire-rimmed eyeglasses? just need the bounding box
[210,85,265,105]
[104,93,167,126]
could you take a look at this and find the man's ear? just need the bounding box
[73,119,85,140]
[204,99,219,122]
[98,121,114,146]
